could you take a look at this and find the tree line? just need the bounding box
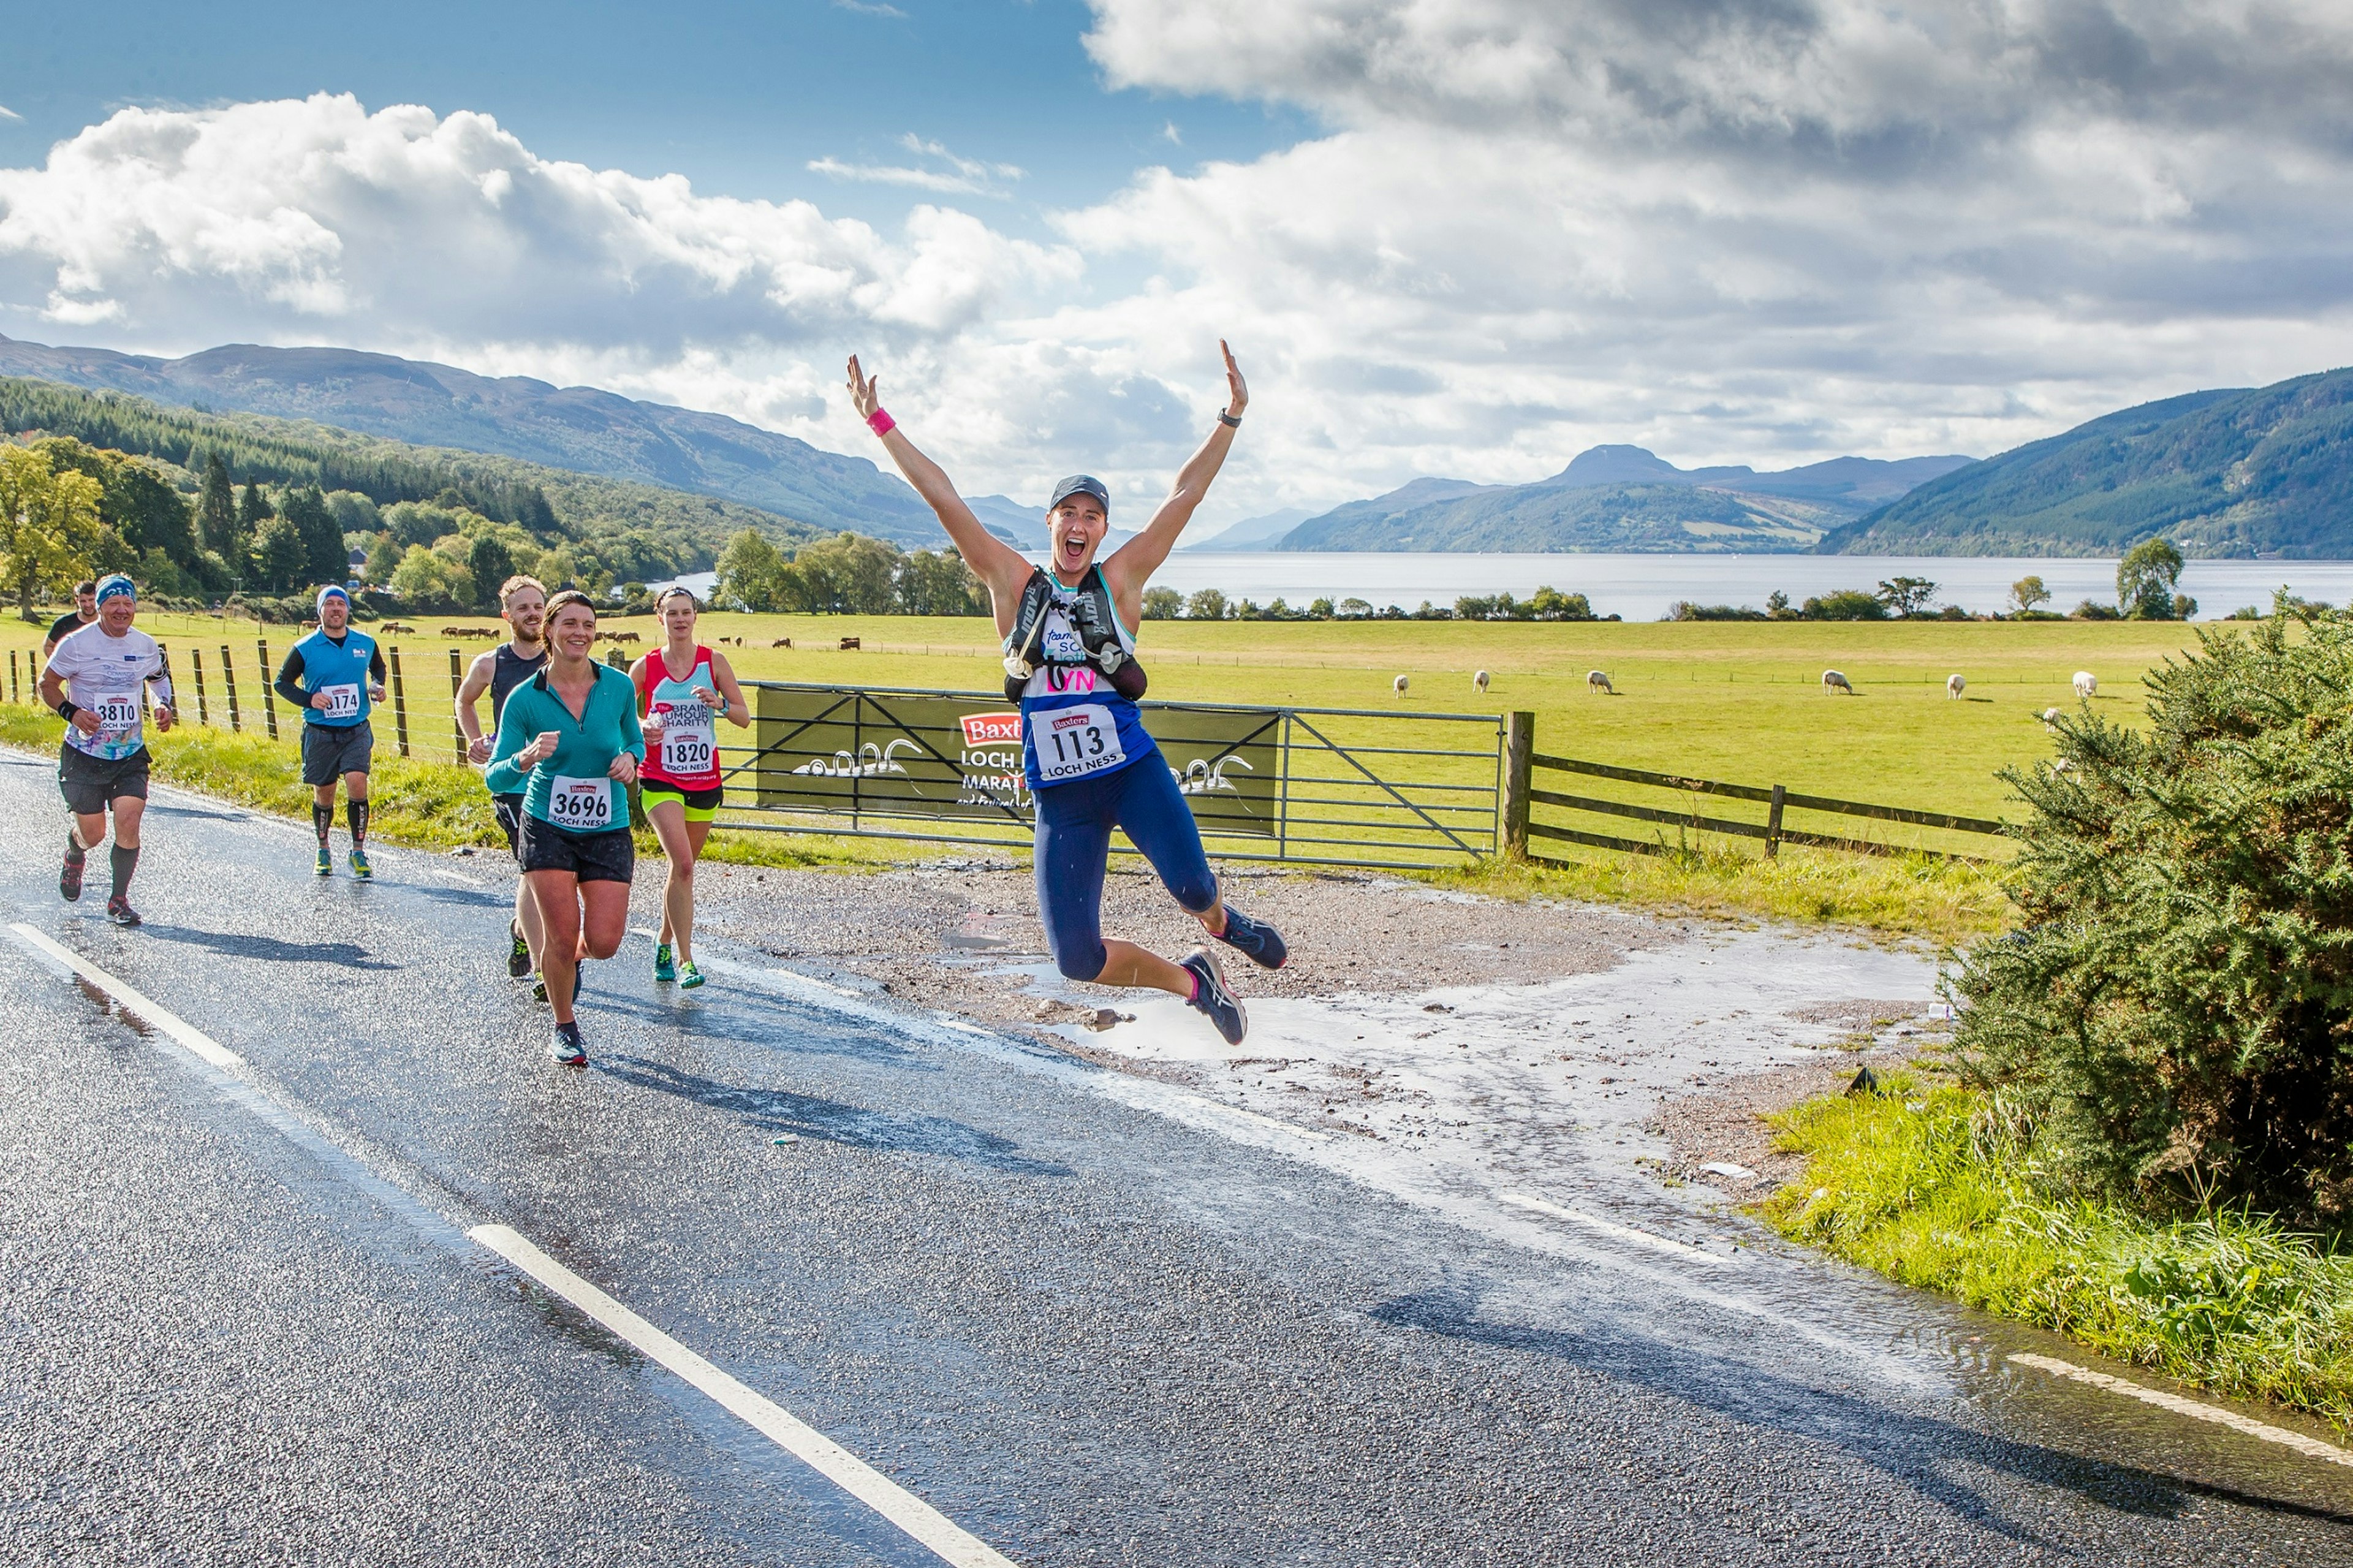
[1665,544,2202,623]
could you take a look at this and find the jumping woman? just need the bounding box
[630,587,749,990]
[483,590,644,1064]
[846,341,1285,1045]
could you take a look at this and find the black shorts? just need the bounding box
[58,745,151,817]
[493,793,527,858]
[300,721,374,786]
[517,814,636,884]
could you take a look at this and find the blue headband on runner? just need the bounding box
[317,585,351,613]
[95,575,136,605]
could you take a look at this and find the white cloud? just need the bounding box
[0,106,21,123]
[833,0,906,15]
[9,4,2353,526]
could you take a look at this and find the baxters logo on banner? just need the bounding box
[958,710,1026,808]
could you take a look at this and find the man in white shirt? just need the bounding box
[39,575,175,926]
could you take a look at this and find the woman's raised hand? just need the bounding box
[1221,339,1248,419]
[846,355,881,422]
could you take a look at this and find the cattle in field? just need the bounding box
[770,637,794,649]
[838,636,860,651]
[1587,670,1614,695]
[1822,669,1855,694]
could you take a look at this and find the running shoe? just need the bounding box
[548,1020,586,1066]
[653,942,675,983]
[349,846,372,881]
[105,896,142,928]
[678,960,705,990]
[60,843,85,903]
[1214,906,1289,970]
[315,844,332,877]
[507,918,532,979]
[1180,947,1248,1046]
[531,972,548,1004]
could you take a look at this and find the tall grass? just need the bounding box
[1765,1072,2353,1427]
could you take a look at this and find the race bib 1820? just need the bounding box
[547,775,615,831]
[657,705,715,775]
[1031,703,1126,782]
[318,683,361,720]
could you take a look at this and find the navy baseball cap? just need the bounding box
[1047,474,1110,513]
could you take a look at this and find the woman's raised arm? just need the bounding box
[847,355,1031,601]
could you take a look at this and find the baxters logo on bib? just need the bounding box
[960,712,1021,745]
[1049,710,1094,733]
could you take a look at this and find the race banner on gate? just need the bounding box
[749,686,1280,838]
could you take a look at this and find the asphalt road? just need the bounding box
[4,748,2353,1566]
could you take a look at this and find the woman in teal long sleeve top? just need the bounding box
[483,590,644,1064]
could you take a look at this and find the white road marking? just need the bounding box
[469,1225,1020,1568]
[8,922,245,1068]
[1499,1190,1737,1268]
[2009,1352,2353,1469]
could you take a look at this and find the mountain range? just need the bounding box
[1819,368,2353,557]
[0,334,944,545]
[1274,448,1973,553]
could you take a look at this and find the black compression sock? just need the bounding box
[346,798,369,846]
[65,828,86,863]
[313,802,334,846]
[110,844,138,899]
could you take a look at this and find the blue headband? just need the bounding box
[317,585,351,612]
[95,575,136,605]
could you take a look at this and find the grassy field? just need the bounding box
[0,606,2212,936]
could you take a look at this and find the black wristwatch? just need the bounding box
[1219,411,1241,428]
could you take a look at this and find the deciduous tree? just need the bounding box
[0,446,102,621]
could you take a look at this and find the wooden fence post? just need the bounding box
[1499,710,1534,860]
[447,648,465,762]
[8,650,17,703]
[389,648,411,758]
[219,645,241,733]
[191,648,210,725]
[1765,782,1786,859]
[257,638,278,740]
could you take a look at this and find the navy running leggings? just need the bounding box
[1034,752,1217,982]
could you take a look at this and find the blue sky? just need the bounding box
[2,2,2351,523]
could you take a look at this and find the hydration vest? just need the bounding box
[1001,566,1146,703]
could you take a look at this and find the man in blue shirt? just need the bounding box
[274,585,387,878]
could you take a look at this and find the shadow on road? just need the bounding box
[144,925,400,970]
[1370,1287,2353,1543]
[597,1055,1071,1176]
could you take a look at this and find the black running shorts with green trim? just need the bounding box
[300,719,374,786]
[58,744,150,816]
[517,814,635,884]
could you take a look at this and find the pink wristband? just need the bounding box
[866,407,896,437]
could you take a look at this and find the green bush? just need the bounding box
[1951,605,2353,1222]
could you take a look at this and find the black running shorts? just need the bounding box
[300,720,374,785]
[516,814,635,884]
[58,744,151,817]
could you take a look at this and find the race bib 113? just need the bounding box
[1031,703,1126,782]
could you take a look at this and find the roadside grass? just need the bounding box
[1433,844,2013,946]
[1765,1071,2353,1430]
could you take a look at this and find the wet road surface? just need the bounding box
[5,750,2353,1566]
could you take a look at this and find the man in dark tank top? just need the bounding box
[455,575,551,983]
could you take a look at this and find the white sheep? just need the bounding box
[2042,706,2063,725]
[1393,675,1409,695]
[1822,669,1855,694]
[1946,673,1966,699]
[1587,669,1614,695]
[2073,670,2097,699]
[1473,669,1490,694]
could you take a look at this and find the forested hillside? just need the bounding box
[1819,370,2353,556]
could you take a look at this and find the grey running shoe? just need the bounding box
[1214,906,1288,969]
[548,1020,586,1066]
[1180,948,1248,1046]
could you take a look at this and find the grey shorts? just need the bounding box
[300,720,374,786]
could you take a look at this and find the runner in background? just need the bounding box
[845,341,1284,1045]
[39,575,174,926]
[629,588,749,990]
[274,586,386,878]
[483,589,643,1065]
[42,580,97,659]
[457,576,550,980]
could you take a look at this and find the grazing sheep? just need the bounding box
[1473,670,1490,694]
[2051,757,2075,775]
[1946,673,1966,699]
[1587,669,1613,695]
[2042,706,2063,725]
[1822,668,1855,694]
[2073,670,2097,699]
[1393,674,1409,695]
